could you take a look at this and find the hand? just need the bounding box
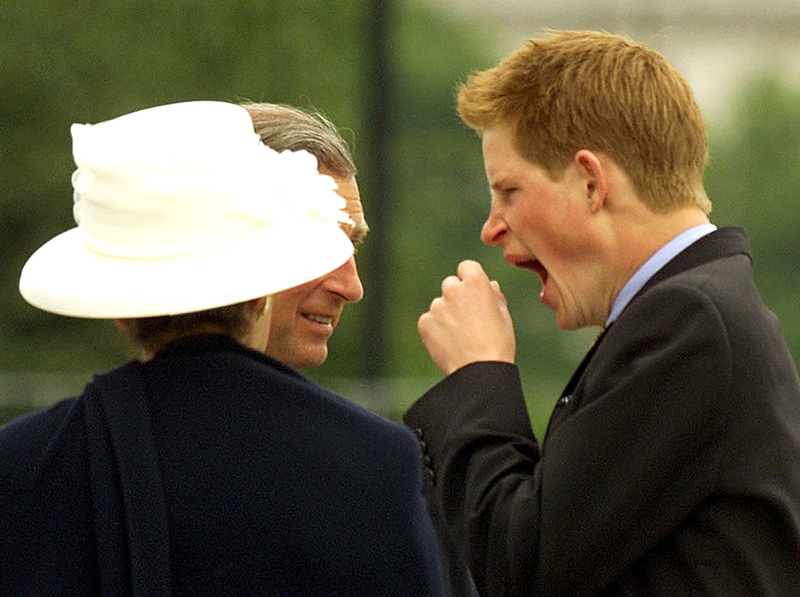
[418,260,516,376]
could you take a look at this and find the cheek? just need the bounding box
[550,231,589,262]
[269,291,304,325]
[509,204,562,251]
[515,207,589,270]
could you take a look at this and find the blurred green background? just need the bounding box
[2,0,799,437]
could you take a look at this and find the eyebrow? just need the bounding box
[488,174,514,192]
[340,219,369,246]
[351,224,369,245]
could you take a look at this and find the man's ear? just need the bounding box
[574,149,608,213]
[251,296,271,321]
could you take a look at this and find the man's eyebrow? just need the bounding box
[339,220,369,246]
[351,224,369,245]
[489,176,512,192]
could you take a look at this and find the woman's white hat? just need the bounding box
[18,101,354,318]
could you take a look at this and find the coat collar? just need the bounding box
[152,333,305,380]
[636,226,751,300]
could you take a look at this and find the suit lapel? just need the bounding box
[545,326,611,440]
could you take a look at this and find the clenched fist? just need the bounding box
[418,260,516,376]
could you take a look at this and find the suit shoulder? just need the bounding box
[636,256,776,335]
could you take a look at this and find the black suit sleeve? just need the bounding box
[405,361,540,597]
[404,283,740,597]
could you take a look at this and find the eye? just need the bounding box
[501,187,519,203]
[490,180,519,205]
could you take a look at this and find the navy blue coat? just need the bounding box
[406,227,800,596]
[0,334,446,596]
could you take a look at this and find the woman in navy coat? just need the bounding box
[1,101,446,597]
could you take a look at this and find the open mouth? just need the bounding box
[515,259,548,286]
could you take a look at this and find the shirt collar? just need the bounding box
[605,223,717,326]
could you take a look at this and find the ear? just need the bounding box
[249,296,270,320]
[574,150,608,213]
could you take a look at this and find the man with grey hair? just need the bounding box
[242,102,368,369]
[241,102,478,597]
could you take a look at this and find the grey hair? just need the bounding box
[240,102,356,178]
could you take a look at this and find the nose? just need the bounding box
[480,203,507,246]
[324,256,364,302]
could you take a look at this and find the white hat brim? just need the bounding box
[19,219,354,319]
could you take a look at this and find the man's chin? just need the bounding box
[294,346,329,370]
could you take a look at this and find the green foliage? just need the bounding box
[2,0,522,421]
[1,0,366,374]
[705,74,800,362]
[3,0,798,430]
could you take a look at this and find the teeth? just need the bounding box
[305,314,333,325]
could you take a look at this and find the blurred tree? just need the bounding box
[4,1,796,430]
[1,0,515,422]
[705,73,800,363]
[1,0,366,377]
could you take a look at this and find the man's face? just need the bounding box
[479,122,606,330]
[266,171,367,368]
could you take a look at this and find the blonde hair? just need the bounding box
[457,30,711,214]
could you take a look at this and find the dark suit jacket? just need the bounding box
[0,334,446,597]
[405,227,800,596]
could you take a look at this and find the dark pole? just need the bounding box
[361,0,393,379]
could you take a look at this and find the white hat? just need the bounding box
[18,101,354,318]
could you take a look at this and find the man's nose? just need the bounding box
[481,206,507,246]
[324,256,364,302]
